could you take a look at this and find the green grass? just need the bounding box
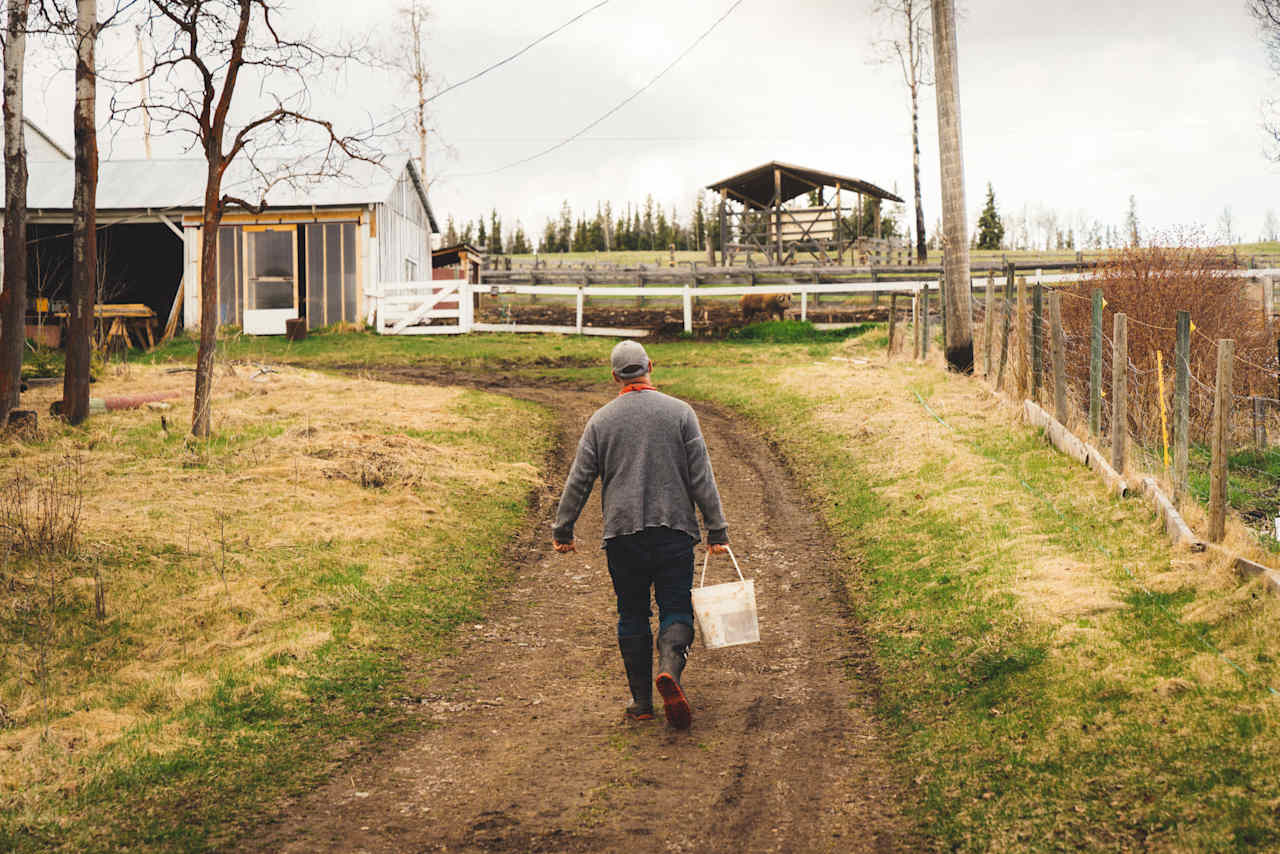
[653,337,1280,851]
[0,384,553,853]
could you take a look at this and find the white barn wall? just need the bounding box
[375,165,431,288]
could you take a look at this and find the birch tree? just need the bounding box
[0,0,29,425]
[127,0,377,437]
[873,0,930,263]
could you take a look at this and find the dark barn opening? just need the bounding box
[28,222,183,322]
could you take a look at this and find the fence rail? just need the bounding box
[372,268,1280,338]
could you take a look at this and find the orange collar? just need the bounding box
[618,382,657,396]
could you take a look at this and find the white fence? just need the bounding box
[372,269,1280,338]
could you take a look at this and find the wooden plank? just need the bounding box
[1016,275,1028,398]
[1206,543,1280,596]
[1031,283,1044,401]
[1024,400,1089,465]
[983,272,995,378]
[1140,477,1205,551]
[1209,338,1234,543]
[996,264,1014,390]
[1111,313,1128,475]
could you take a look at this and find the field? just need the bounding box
[5,323,1280,850]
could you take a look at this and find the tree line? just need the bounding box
[444,191,906,256]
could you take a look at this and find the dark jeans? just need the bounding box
[604,526,696,639]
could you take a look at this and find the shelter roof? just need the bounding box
[432,242,482,267]
[24,152,438,231]
[706,161,903,208]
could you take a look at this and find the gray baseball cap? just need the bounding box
[610,340,650,380]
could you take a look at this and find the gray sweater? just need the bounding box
[554,389,728,547]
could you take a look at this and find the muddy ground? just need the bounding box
[475,300,895,337]
[240,380,918,853]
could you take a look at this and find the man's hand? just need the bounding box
[709,544,729,555]
[553,540,576,553]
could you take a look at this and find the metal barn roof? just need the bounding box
[706,161,903,208]
[24,152,438,231]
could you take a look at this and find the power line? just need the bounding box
[444,0,746,179]
[369,0,611,135]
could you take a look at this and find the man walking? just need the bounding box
[553,340,728,729]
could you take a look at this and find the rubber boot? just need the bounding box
[655,622,694,729]
[618,634,654,720]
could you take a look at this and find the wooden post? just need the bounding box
[682,284,693,334]
[835,182,843,265]
[874,199,882,239]
[1016,275,1028,397]
[773,166,783,265]
[1050,291,1067,424]
[1031,283,1044,402]
[1173,310,1191,498]
[1265,276,1275,330]
[1111,313,1128,475]
[718,188,728,265]
[912,292,920,359]
[1089,288,1103,436]
[922,285,931,357]
[983,272,995,378]
[575,287,584,334]
[1208,338,1234,543]
[940,277,948,348]
[1254,396,1267,449]
[888,292,898,357]
[996,263,1014,390]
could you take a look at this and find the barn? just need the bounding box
[17,123,439,338]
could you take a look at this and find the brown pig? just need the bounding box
[740,292,792,323]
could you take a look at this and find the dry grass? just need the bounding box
[0,364,543,811]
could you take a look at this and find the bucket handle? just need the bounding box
[700,545,745,588]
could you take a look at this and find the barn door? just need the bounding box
[242,226,298,335]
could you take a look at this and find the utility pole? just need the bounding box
[930,0,974,373]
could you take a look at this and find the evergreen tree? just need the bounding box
[642,195,656,250]
[541,219,558,253]
[460,221,474,245]
[510,220,531,255]
[477,217,487,249]
[692,193,706,251]
[444,215,458,246]
[488,209,503,255]
[976,182,1004,250]
[557,200,572,252]
[1125,195,1140,247]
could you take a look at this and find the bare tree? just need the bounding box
[0,0,30,425]
[125,0,378,437]
[397,0,429,181]
[61,0,97,424]
[1125,194,1139,248]
[873,0,930,262]
[930,0,973,372]
[1252,0,1280,158]
[1218,205,1236,245]
[1263,208,1278,242]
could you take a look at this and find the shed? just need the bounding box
[706,161,905,265]
[19,147,439,336]
[432,242,483,284]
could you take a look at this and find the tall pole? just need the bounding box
[930,0,974,373]
[0,0,30,425]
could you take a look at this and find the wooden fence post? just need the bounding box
[682,285,693,334]
[1111,313,1128,474]
[1031,283,1044,402]
[888,292,898,358]
[1209,338,1234,543]
[1089,288,1103,436]
[940,277,948,349]
[984,272,995,378]
[1050,291,1067,423]
[1016,275,1028,398]
[912,292,920,360]
[922,285,931,357]
[1264,275,1274,330]
[1174,311,1190,498]
[996,264,1014,390]
[1253,396,1267,449]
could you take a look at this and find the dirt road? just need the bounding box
[243,383,916,853]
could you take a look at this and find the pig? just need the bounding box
[740,292,792,323]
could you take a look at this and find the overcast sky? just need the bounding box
[20,0,1280,246]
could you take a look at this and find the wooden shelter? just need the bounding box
[706,161,904,265]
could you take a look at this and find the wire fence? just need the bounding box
[914,249,1280,551]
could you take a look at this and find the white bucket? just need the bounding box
[692,546,760,649]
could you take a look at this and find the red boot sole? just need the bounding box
[655,673,691,729]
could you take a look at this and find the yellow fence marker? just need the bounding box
[1158,350,1171,470]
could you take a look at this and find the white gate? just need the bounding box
[374,280,472,335]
